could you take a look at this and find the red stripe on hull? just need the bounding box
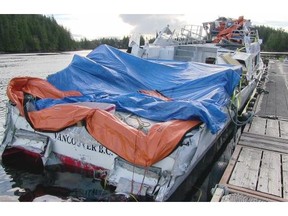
[2,147,108,178]
[53,152,108,178]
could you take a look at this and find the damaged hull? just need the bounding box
[1,78,259,201]
[1,16,264,200]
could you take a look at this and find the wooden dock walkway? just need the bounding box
[212,60,288,202]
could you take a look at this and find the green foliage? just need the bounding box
[0,14,78,52]
[0,14,131,53]
[3,15,287,53]
[77,36,130,50]
[256,25,288,52]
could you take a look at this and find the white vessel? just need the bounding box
[0,16,265,201]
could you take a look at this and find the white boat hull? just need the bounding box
[0,76,260,201]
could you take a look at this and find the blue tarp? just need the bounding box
[36,44,242,133]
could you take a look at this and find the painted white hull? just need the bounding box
[1,18,265,201]
[0,76,260,201]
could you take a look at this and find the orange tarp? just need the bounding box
[87,111,200,166]
[7,77,81,116]
[7,77,201,167]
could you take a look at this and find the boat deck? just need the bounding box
[212,60,288,202]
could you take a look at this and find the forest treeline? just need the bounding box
[0,15,76,52]
[0,14,288,53]
[0,14,131,53]
[256,25,288,52]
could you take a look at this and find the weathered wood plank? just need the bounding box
[275,75,288,118]
[219,145,242,185]
[279,121,288,139]
[227,185,287,202]
[243,122,251,133]
[210,187,225,202]
[256,64,288,119]
[229,147,262,190]
[239,140,288,154]
[257,151,282,197]
[282,154,288,199]
[255,91,269,116]
[265,119,279,138]
[262,78,276,116]
[239,132,288,154]
[242,131,288,144]
[249,117,267,135]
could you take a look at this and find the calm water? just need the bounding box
[0,50,116,202]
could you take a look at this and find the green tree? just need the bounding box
[0,14,76,53]
[256,25,288,52]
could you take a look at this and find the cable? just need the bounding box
[226,103,254,127]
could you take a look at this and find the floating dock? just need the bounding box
[212,59,288,202]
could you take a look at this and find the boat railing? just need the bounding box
[174,25,205,45]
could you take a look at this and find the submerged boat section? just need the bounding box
[0,16,265,202]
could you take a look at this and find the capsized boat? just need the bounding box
[0,26,262,201]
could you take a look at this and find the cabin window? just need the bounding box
[205,57,216,64]
[237,59,246,68]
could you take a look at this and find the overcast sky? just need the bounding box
[2,0,288,40]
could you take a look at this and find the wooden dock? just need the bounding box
[212,60,288,202]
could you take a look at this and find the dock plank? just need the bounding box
[256,63,288,119]
[243,122,251,133]
[262,78,277,116]
[219,145,242,185]
[275,75,288,118]
[265,119,279,138]
[228,147,262,190]
[282,154,288,199]
[257,151,282,197]
[279,121,288,139]
[216,61,288,202]
[238,132,288,154]
[248,117,267,135]
[210,187,225,202]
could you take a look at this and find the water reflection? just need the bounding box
[0,51,118,202]
[0,50,141,202]
[2,162,112,201]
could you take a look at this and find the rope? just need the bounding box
[116,113,151,131]
[130,115,151,130]
[137,167,148,195]
[116,112,150,197]
[129,193,138,202]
